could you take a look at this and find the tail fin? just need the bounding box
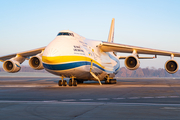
[107,18,115,43]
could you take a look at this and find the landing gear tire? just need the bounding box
[69,79,77,86]
[63,80,67,86]
[73,80,77,86]
[69,79,72,86]
[58,80,62,86]
[105,79,117,84]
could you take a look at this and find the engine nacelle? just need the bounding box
[125,55,140,70]
[29,56,44,70]
[3,60,21,73]
[165,60,179,74]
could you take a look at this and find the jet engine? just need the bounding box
[3,60,21,73]
[165,60,179,74]
[29,56,44,70]
[125,55,140,70]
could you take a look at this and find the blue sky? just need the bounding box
[0,0,180,68]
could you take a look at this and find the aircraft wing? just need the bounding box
[0,47,46,62]
[100,42,180,57]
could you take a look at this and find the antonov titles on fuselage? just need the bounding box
[0,18,180,86]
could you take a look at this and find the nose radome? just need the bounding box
[43,36,73,57]
[43,39,62,57]
[42,46,61,64]
[44,47,59,56]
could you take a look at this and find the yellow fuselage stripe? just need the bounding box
[42,56,105,69]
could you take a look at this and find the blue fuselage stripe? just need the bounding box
[43,61,107,72]
[43,62,86,71]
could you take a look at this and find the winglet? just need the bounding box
[107,18,115,43]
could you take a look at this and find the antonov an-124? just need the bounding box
[1,18,180,86]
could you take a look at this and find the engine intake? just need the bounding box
[29,56,44,70]
[125,56,140,70]
[165,60,179,74]
[3,60,21,73]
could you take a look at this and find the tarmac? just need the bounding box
[0,76,180,120]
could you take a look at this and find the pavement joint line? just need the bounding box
[155,96,168,98]
[77,96,180,101]
[43,100,59,102]
[112,98,126,100]
[168,96,180,98]
[141,97,154,99]
[161,107,180,110]
[97,98,110,100]
[62,99,76,102]
[1,100,180,106]
[128,97,140,99]
[79,99,94,101]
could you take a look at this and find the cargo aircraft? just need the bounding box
[1,18,180,86]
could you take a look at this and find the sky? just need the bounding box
[0,0,180,68]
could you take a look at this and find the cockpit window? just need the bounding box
[57,32,74,37]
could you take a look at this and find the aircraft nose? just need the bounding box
[44,47,59,56]
[42,36,75,64]
[42,47,60,62]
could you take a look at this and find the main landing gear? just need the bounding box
[58,76,78,87]
[104,75,117,84]
[69,79,77,86]
[58,80,67,86]
[58,75,68,86]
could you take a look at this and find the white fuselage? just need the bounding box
[42,31,120,81]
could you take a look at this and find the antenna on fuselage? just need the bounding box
[107,18,115,43]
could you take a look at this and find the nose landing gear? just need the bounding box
[58,76,78,87]
[69,76,77,86]
[58,75,68,86]
[58,80,62,86]
[58,80,68,86]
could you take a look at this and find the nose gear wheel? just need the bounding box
[69,78,77,86]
